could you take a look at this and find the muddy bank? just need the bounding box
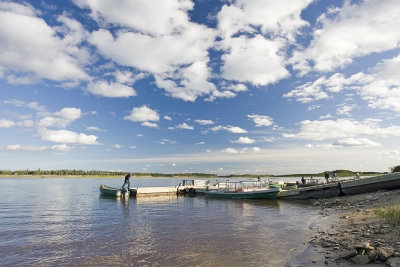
[288,189,400,266]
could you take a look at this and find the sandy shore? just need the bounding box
[288,189,400,266]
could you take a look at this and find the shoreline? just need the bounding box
[288,189,400,266]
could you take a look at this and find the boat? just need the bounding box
[204,180,281,199]
[278,172,400,200]
[268,178,285,188]
[340,172,400,195]
[99,184,130,197]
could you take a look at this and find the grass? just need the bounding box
[374,205,400,226]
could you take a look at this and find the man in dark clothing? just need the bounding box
[324,172,329,183]
[122,173,131,189]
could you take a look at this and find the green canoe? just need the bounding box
[99,184,129,197]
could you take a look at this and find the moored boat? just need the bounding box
[278,173,400,200]
[99,184,129,197]
[204,180,280,199]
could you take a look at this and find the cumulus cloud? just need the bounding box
[290,0,400,74]
[141,121,159,128]
[211,125,247,134]
[82,0,218,102]
[87,80,136,98]
[286,54,400,113]
[0,2,88,82]
[38,107,82,128]
[4,99,45,111]
[232,137,255,144]
[194,119,214,125]
[283,118,400,141]
[124,105,159,122]
[39,128,99,144]
[86,126,105,132]
[220,36,289,86]
[216,0,312,86]
[221,146,260,154]
[2,144,72,152]
[176,122,194,130]
[334,138,381,148]
[164,115,172,121]
[248,114,274,127]
[0,119,15,128]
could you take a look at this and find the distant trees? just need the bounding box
[0,169,218,177]
[390,165,400,173]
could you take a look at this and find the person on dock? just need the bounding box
[301,176,306,184]
[121,173,131,189]
[324,172,330,183]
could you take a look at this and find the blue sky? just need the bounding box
[1,0,400,175]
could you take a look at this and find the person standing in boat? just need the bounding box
[122,172,131,189]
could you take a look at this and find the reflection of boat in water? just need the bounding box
[205,180,280,199]
[99,184,130,197]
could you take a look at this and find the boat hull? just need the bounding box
[340,173,400,195]
[99,184,129,197]
[278,173,400,200]
[205,189,280,199]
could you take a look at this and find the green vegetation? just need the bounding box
[374,205,400,226]
[274,170,385,177]
[390,165,400,173]
[0,169,217,178]
[0,168,387,178]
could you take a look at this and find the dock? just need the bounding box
[126,173,400,199]
[129,179,212,197]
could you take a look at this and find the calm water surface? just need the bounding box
[0,177,325,266]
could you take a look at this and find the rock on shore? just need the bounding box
[309,189,400,266]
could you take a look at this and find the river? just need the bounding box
[0,177,327,266]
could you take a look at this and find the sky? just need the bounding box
[1,0,400,175]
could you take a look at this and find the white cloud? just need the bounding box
[194,119,214,125]
[114,70,135,85]
[73,0,195,36]
[164,115,172,121]
[220,35,289,86]
[4,99,45,111]
[290,0,400,74]
[39,129,99,144]
[221,147,239,154]
[51,144,73,152]
[221,146,260,154]
[141,121,159,128]
[87,80,136,98]
[0,2,88,82]
[286,54,400,113]
[248,114,274,127]
[232,137,255,144]
[124,105,159,122]
[176,122,194,130]
[283,118,400,141]
[86,126,105,132]
[337,105,354,116]
[217,0,312,41]
[38,107,82,128]
[211,125,247,134]
[334,138,381,148]
[0,119,15,128]
[84,0,218,102]
[113,144,122,149]
[216,0,312,86]
[2,144,72,152]
[156,139,176,145]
